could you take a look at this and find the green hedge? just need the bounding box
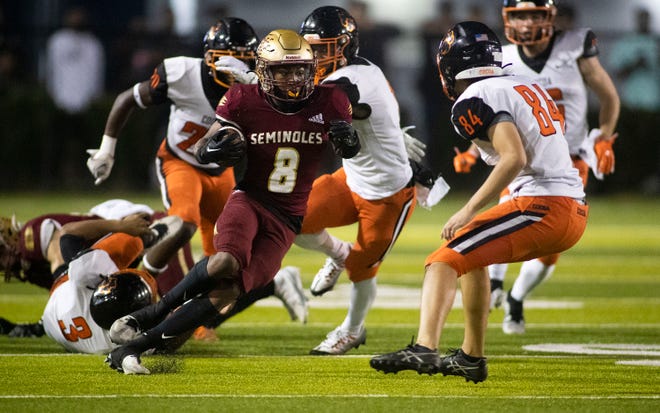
[1,85,658,194]
[1,84,168,192]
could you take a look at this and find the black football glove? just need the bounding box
[410,160,436,188]
[0,317,16,335]
[7,321,45,337]
[195,126,246,166]
[328,120,361,159]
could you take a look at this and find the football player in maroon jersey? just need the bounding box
[106,30,360,374]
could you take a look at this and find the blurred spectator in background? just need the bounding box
[109,6,193,92]
[0,44,18,93]
[609,7,660,111]
[346,0,401,79]
[42,6,105,188]
[151,5,195,57]
[108,16,153,92]
[555,2,576,31]
[417,1,456,177]
[0,3,16,92]
[44,6,104,116]
[609,8,660,194]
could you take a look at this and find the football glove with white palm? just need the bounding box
[86,135,117,185]
[214,56,258,85]
[402,126,427,163]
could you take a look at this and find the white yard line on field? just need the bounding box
[0,394,658,400]
[255,283,583,310]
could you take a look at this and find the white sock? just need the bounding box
[510,259,555,301]
[295,231,350,261]
[489,263,508,283]
[340,277,376,334]
[142,254,168,275]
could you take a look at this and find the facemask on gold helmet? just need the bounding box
[256,29,317,103]
[502,0,557,46]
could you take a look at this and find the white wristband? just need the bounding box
[133,83,147,109]
[99,135,117,155]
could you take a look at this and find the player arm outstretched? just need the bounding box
[86,80,156,185]
[59,214,152,263]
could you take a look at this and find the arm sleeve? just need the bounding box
[450,97,500,141]
[330,86,354,123]
[325,77,371,120]
[147,62,170,104]
[215,85,241,124]
[59,234,87,264]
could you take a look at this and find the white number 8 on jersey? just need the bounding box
[268,148,300,193]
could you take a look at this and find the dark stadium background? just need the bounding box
[1,0,658,195]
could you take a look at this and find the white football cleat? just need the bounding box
[309,242,351,296]
[143,215,183,249]
[490,287,506,310]
[502,315,526,334]
[107,347,150,375]
[121,355,151,375]
[109,315,142,344]
[309,326,366,355]
[273,266,308,324]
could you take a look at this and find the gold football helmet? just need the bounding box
[502,0,557,46]
[256,29,317,102]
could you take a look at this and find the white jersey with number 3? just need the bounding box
[502,29,593,155]
[41,250,119,354]
[451,75,584,199]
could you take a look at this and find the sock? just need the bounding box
[510,259,555,301]
[488,263,508,283]
[461,350,484,362]
[205,281,275,328]
[142,254,168,275]
[130,297,218,354]
[490,279,503,291]
[131,257,215,329]
[340,277,376,334]
[295,231,349,261]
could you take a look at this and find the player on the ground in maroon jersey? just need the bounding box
[105,29,359,374]
[0,200,194,337]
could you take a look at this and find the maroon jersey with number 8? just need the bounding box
[216,83,352,218]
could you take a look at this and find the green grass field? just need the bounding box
[1,192,659,412]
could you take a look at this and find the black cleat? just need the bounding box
[142,216,183,250]
[370,343,440,375]
[438,348,488,383]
